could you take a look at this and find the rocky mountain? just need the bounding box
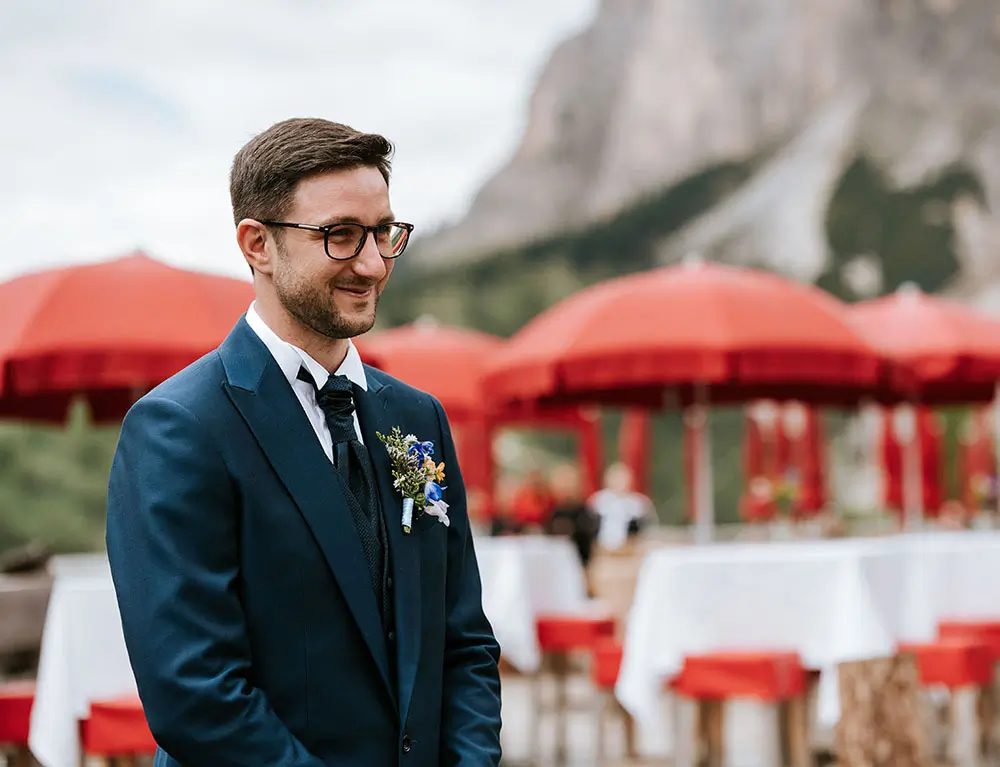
[411,0,1000,309]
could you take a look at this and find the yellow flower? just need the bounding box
[419,456,446,483]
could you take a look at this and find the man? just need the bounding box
[588,462,653,552]
[106,118,502,766]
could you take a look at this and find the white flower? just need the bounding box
[423,499,450,527]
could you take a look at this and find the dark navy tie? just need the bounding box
[298,368,391,629]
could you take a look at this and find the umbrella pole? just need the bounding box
[995,382,1000,524]
[692,383,714,544]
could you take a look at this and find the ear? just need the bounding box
[236,219,273,275]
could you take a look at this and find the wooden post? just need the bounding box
[835,653,932,766]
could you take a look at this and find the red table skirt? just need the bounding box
[536,614,616,653]
[81,695,157,755]
[672,651,807,701]
[592,640,624,689]
[938,620,1000,662]
[901,639,994,688]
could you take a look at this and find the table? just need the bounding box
[615,532,1000,756]
[473,535,592,672]
[891,531,1000,638]
[28,555,136,767]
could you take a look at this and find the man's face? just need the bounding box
[271,166,395,340]
[607,464,633,493]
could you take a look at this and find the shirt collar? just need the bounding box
[245,302,368,392]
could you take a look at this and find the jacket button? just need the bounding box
[387,630,396,643]
[402,734,412,753]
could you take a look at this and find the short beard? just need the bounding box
[272,240,380,340]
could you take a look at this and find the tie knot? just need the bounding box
[298,367,356,440]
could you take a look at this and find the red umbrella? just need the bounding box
[354,318,604,505]
[484,259,881,408]
[0,251,253,400]
[0,389,141,425]
[483,258,880,540]
[846,283,1000,404]
[847,284,1000,526]
[356,319,503,423]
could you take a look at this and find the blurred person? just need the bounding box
[589,461,654,551]
[105,118,500,766]
[510,468,555,533]
[544,462,601,569]
[489,474,523,537]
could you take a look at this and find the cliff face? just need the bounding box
[412,0,1000,303]
[416,0,651,260]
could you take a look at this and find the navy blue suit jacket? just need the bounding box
[106,318,502,766]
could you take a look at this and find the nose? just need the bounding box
[351,229,388,281]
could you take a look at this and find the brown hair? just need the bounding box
[229,118,393,225]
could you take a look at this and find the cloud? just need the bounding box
[67,70,187,130]
[0,0,596,281]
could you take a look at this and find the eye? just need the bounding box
[327,226,358,241]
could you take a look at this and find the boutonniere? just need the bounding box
[376,426,449,534]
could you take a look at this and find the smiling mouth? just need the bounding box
[336,285,374,298]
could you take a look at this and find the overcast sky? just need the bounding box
[0,0,596,282]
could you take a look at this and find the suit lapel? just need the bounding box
[354,370,422,726]
[218,321,393,697]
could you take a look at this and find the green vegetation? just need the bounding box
[819,157,981,298]
[0,154,980,552]
[0,403,119,553]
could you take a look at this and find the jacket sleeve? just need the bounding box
[432,398,503,765]
[106,395,324,766]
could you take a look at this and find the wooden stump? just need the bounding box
[835,653,932,767]
[587,548,645,641]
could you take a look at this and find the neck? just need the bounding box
[254,292,350,373]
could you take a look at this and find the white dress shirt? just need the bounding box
[588,489,652,550]
[244,302,367,462]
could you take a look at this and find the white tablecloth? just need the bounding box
[29,555,137,767]
[473,535,591,671]
[891,531,1000,638]
[616,531,1000,753]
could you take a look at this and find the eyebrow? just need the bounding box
[317,213,396,228]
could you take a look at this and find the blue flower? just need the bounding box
[408,440,435,463]
[424,481,445,503]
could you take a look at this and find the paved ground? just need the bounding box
[499,670,649,766]
[498,671,962,767]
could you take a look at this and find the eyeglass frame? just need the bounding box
[257,219,415,260]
